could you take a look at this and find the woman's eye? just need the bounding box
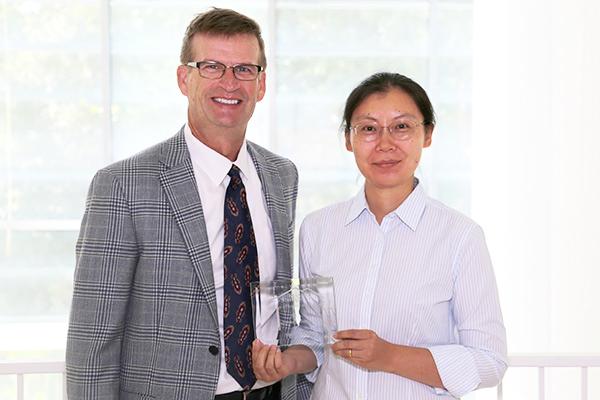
[362,125,378,132]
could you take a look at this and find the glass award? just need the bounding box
[250,277,337,349]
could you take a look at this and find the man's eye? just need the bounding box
[202,63,223,71]
[235,65,252,74]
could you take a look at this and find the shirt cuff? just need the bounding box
[289,327,324,383]
[302,348,321,383]
[427,344,481,398]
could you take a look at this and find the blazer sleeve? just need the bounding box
[66,169,139,399]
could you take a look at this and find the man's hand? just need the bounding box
[252,339,296,382]
[252,340,319,382]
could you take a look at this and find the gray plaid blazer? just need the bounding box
[66,128,312,399]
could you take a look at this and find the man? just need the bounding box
[66,8,305,400]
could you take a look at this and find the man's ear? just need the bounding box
[256,71,266,102]
[177,65,190,96]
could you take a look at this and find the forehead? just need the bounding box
[352,88,422,120]
[189,33,261,64]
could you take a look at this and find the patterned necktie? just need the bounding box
[223,164,259,390]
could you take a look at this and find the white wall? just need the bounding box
[473,0,600,354]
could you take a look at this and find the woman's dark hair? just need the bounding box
[342,72,436,134]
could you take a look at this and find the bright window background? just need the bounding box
[1,0,599,398]
[472,0,600,397]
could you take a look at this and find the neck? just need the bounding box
[365,179,414,224]
[188,118,246,161]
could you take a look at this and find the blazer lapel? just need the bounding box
[248,143,292,282]
[158,129,218,326]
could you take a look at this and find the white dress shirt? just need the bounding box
[184,125,276,394]
[297,180,507,399]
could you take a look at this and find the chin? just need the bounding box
[368,176,412,190]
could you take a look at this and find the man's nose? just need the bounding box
[220,67,240,89]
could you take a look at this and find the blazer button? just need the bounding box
[209,345,219,356]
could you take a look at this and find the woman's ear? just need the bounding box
[423,124,434,148]
[345,132,353,151]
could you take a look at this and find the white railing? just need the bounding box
[1,355,600,399]
[0,360,66,400]
[497,354,600,400]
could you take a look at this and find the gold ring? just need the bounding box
[348,349,352,358]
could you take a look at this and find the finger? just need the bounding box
[332,348,347,358]
[333,347,359,361]
[252,342,270,376]
[335,329,372,340]
[270,345,280,373]
[347,348,364,360]
[252,339,264,356]
[330,340,342,352]
[274,348,283,371]
[331,341,350,355]
[256,345,275,380]
[264,345,279,377]
[330,339,350,353]
[331,339,360,353]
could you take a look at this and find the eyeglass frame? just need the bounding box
[185,60,264,81]
[348,118,429,143]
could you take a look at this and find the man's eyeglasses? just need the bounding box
[185,60,263,81]
[350,118,427,143]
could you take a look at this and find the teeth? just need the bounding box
[214,97,240,105]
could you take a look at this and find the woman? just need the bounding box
[252,72,507,399]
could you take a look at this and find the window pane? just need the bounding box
[0,0,476,368]
[0,1,102,361]
[276,1,473,218]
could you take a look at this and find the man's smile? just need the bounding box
[213,97,242,105]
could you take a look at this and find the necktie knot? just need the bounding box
[228,164,241,178]
[226,164,246,195]
[228,165,243,190]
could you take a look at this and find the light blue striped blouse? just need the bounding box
[297,181,507,399]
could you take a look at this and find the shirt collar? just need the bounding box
[184,123,252,186]
[344,178,427,231]
[393,179,427,231]
[345,188,370,226]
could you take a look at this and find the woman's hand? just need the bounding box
[331,329,397,373]
[332,329,444,388]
